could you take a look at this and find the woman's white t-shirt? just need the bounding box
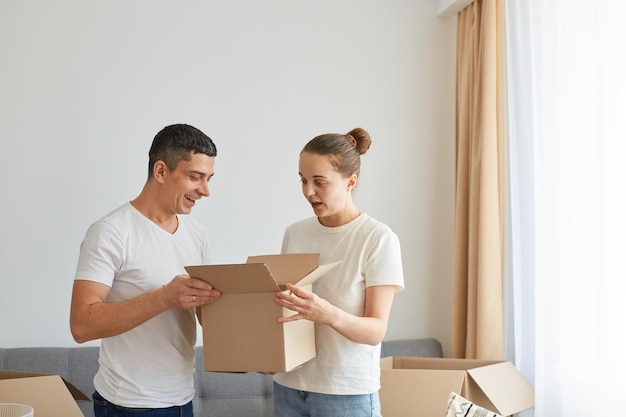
[273,213,404,395]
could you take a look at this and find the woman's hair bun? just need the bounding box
[346,128,371,155]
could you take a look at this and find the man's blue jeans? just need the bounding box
[273,381,382,417]
[93,391,193,417]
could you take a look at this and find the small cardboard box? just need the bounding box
[379,357,534,417]
[0,370,90,417]
[185,253,340,373]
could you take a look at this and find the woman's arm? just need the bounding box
[274,283,397,345]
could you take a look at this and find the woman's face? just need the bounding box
[298,152,357,227]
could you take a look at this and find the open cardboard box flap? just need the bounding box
[186,263,279,293]
[0,370,90,401]
[186,253,340,293]
[467,361,535,417]
[0,370,89,417]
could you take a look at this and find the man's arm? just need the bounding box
[70,275,220,343]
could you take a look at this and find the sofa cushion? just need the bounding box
[193,346,273,417]
[380,337,443,358]
[1,338,443,417]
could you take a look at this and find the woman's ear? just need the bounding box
[347,174,358,191]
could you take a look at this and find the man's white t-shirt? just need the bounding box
[273,213,404,395]
[74,202,211,408]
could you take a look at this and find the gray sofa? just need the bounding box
[1,338,443,417]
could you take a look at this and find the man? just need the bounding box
[70,123,221,417]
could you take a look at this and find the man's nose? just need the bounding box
[199,182,210,197]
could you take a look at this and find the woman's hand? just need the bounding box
[274,283,397,346]
[274,283,338,326]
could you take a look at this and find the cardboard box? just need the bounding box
[186,253,340,373]
[379,357,534,417]
[0,370,90,417]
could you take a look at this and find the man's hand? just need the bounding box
[161,274,221,310]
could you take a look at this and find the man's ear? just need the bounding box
[153,160,168,183]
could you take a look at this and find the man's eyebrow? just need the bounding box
[190,170,213,178]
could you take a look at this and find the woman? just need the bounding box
[273,127,405,417]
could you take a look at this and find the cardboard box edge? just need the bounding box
[467,361,535,415]
[0,370,90,401]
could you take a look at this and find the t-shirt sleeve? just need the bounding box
[74,220,123,287]
[365,227,405,291]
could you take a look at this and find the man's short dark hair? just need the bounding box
[148,124,217,177]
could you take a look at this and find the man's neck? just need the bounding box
[130,192,179,234]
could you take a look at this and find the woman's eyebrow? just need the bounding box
[299,172,328,179]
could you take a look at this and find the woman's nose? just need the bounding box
[302,183,314,198]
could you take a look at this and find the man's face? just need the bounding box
[162,152,215,215]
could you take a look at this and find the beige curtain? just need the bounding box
[452,0,504,360]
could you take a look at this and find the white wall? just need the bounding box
[436,0,473,15]
[0,0,457,355]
